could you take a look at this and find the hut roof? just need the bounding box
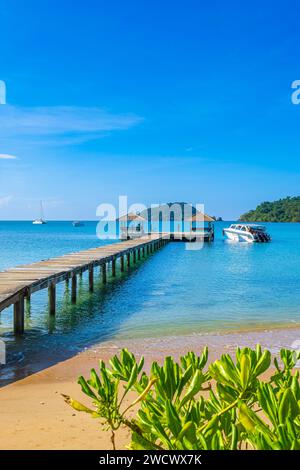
[188,213,215,222]
[118,212,146,222]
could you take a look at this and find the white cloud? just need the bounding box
[0,195,13,207]
[0,153,17,159]
[0,105,143,145]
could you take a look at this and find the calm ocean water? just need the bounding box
[0,221,300,383]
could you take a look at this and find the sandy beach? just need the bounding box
[1,327,300,450]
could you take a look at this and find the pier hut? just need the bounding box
[187,212,215,241]
[118,213,147,240]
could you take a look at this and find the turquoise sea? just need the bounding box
[0,221,300,384]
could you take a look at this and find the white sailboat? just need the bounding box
[33,201,47,225]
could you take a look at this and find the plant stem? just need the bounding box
[198,399,239,434]
[111,429,116,450]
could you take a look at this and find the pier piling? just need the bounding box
[112,258,116,277]
[48,283,56,315]
[101,263,107,284]
[89,266,94,292]
[71,274,77,303]
[14,294,24,335]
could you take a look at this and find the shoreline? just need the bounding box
[1,326,300,449]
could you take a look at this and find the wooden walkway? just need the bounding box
[0,234,169,335]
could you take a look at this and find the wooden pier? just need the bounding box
[0,234,169,336]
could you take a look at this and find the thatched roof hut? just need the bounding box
[187,213,215,222]
[118,213,146,222]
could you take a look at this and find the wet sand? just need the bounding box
[0,327,300,450]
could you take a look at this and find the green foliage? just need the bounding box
[63,346,300,450]
[240,196,300,222]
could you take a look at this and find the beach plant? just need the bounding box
[63,346,300,450]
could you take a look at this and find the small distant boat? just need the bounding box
[223,224,271,243]
[72,221,84,227]
[33,201,47,225]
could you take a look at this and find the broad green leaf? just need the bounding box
[165,400,181,438]
[240,354,251,389]
[180,370,202,408]
[253,350,271,377]
[278,388,300,423]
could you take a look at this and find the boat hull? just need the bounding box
[224,229,254,243]
[32,220,46,225]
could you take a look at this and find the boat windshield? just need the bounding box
[248,225,265,231]
[230,224,266,232]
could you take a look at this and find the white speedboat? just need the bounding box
[223,224,271,243]
[33,201,47,225]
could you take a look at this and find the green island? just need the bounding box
[240,197,300,222]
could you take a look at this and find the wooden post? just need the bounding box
[101,263,107,284]
[147,245,149,255]
[71,273,77,303]
[89,266,94,292]
[48,283,56,315]
[142,246,145,257]
[133,250,136,263]
[120,255,124,272]
[112,258,116,277]
[138,248,141,260]
[14,294,25,335]
[127,252,130,268]
[25,288,31,304]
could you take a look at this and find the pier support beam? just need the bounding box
[48,283,56,315]
[101,263,107,284]
[71,274,77,303]
[142,247,145,257]
[120,255,124,272]
[127,252,130,268]
[14,294,25,336]
[112,258,116,277]
[89,266,94,292]
[133,250,136,263]
[138,248,141,260]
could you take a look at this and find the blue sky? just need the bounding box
[0,0,300,220]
